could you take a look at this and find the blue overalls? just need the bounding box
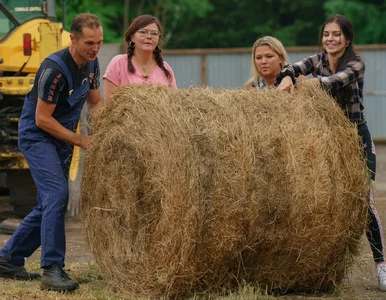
[0,54,93,268]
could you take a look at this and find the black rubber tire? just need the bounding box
[6,169,37,217]
[0,171,7,190]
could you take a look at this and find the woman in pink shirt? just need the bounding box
[103,15,177,102]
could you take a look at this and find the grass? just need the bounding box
[0,261,380,300]
[0,260,281,299]
[0,261,121,300]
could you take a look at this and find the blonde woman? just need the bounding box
[244,36,288,89]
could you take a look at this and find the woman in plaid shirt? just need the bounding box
[277,14,386,291]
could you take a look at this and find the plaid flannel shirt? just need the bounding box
[287,52,366,124]
[251,77,279,89]
[251,77,268,89]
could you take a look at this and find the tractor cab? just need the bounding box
[0,0,47,39]
[0,0,70,232]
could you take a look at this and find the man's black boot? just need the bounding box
[0,256,41,280]
[41,264,79,292]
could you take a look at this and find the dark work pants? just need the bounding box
[359,123,385,263]
[0,140,72,267]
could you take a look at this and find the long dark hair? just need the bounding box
[318,14,356,109]
[124,15,171,79]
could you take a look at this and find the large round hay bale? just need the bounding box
[81,84,370,297]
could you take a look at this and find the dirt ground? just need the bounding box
[1,144,386,299]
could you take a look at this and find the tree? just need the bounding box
[324,0,386,44]
[166,0,326,48]
[123,0,214,46]
[57,0,121,43]
[55,0,386,47]
[57,0,213,45]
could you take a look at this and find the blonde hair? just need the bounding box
[246,36,288,87]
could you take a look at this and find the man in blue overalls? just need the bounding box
[0,13,104,292]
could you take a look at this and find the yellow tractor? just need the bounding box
[0,0,72,233]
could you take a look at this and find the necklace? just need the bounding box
[141,67,149,79]
[137,59,152,78]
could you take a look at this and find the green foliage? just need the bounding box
[166,0,325,48]
[74,262,104,283]
[324,0,386,44]
[56,0,122,43]
[122,0,214,45]
[54,0,386,48]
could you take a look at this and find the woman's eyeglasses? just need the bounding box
[137,29,161,38]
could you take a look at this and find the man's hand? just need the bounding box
[79,135,93,150]
[36,99,86,147]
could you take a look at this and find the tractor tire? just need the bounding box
[0,171,7,190]
[6,169,37,217]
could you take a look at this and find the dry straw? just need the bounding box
[81,84,370,297]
